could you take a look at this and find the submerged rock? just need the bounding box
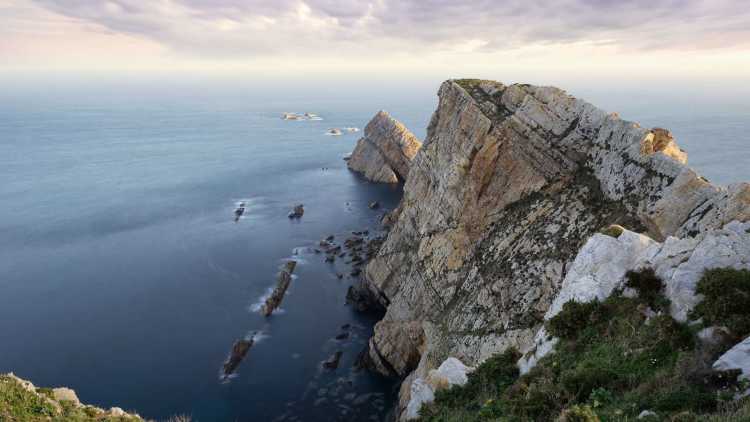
[347,111,422,183]
[260,261,297,317]
[323,351,343,369]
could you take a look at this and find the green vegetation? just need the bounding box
[0,375,142,422]
[599,225,625,238]
[418,268,749,422]
[691,268,750,340]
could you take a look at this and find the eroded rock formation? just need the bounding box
[347,111,422,183]
[358,79,750,419]
[260,261,297,317]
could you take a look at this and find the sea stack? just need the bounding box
[260,261,297,316]
[347,111,422,183]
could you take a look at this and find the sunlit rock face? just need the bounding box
[358,79,750,416]
[347,110,422,183]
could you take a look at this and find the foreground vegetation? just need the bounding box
[0,375,142,422]
[419,268,750,421]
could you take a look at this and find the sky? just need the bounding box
[1,0,750,88]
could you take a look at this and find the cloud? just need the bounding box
[20,0,750,59]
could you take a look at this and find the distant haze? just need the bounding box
[1,0,749,87]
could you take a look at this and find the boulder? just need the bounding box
[403,357,474,420]
[52,387,80,406]
[347,111,422,183]
[713,336,750,382]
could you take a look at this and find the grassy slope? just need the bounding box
[0,375,142,422]
[418,268,750,422]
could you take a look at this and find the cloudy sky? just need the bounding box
[2,0,749,83]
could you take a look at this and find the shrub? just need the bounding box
[625,269,669,311]
[557,405,601,422]
[691,268,750,338]
[547,300,606,339]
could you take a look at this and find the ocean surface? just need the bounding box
[0,79,748,421]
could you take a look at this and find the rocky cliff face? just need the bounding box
[360,79,750,418]
[347,111,422,183]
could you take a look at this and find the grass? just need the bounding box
[0,374,143,422]
[691,268,750,340]
[417,268,750,422]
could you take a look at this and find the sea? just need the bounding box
[0,76,748,421]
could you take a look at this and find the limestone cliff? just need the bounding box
[347,111,422,183]
[359,79,750,418]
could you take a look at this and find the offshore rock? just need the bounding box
[260,261,297,316]
[347,111,422,183]
[222,337,255,377]
[359,79,750,414]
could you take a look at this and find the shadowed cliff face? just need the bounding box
[360,79,750,400]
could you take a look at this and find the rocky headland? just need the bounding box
[347,110,422,183]
[349,79,750,420]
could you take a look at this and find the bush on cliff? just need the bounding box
[417,268,748,422]
[691,268,750,340]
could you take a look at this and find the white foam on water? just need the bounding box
[249,287,275,312]
[247,331,270,343]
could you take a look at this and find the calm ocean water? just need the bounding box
[0,78,748,421]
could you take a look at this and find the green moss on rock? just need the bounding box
[599,224,625,238]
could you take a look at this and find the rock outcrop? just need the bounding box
[260,261,297,316]
[358,79,750,418]
[347,111,422,183]
[1,373,142,420]
[403,357,474,420]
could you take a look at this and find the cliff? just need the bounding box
[358,79,750,418]
[347,111,422,183]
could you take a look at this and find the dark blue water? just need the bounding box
[0,81,432,421]
[0,79,748,421]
